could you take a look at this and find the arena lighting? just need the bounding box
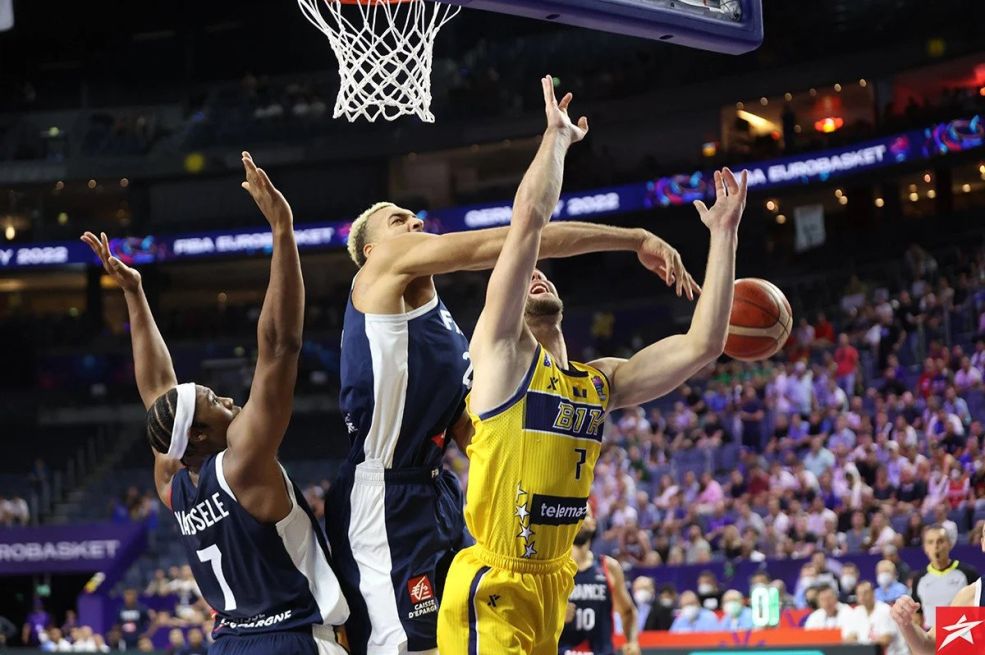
[87,179,97,189]
[4,225,14,240]
[923,172,932,182]
[57,212,69,225]
[875,197,885,207]
[736,110,777,132]
[838,195,848,205]
[784,92,792,101]
[909,192,920,202]
[809,88,817,96]
[775,214,786,224]
[736,101,744,110]
[928,189,937,199]
[859,79,868,87]
[833,83,842,92]
[834,189,843,198]
[963,184,972,192]
[760,97,768,106]
[765,200,777,211]
[702,142,717,157]
[54,181,64,191]
[979,87,985,97]
[120,178,129,188]
[814,117,844,133]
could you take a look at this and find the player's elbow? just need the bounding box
[261,330,303,357]
[690,334,726,363]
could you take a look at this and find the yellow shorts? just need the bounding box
[437,545,577,655]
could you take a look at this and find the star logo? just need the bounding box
[515,504,529,520]
[937,607,985,654]
[523,542,537,558]
[939,615,984,651]
[516,525,534,541]
[516,483,527,499]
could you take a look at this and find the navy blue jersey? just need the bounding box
[558,556,615,655]
[170,452,348,637]
[340,291,471,469]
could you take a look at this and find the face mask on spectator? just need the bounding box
[840,574,857,590]
[682,605,699,621]
[698,583,715,595]
[877,572,895,588]
[951,470,961,480]
[724,600,743,617]
[633,590,654,606]
[660,596,674,608]
[801,576,816,588]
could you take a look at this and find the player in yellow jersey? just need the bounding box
[436,75,748,655]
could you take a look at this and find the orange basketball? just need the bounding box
[724,278,793,361]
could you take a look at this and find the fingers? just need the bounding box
[558,92,573,112]
[577,116,589,134]
[714,170,726,199]
[693,200,709,216]
[738,169,749,198]
[541,75,557,109]
[255,167,273,189]
[722,167,740,196]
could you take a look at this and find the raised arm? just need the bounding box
[367,222,698,299]
[469,77,587,414]
[591,169,747,411]
[81,231,180,502]
[224,152,303,467]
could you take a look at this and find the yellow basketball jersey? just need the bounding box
[465,344,610,564]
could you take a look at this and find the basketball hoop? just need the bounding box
[297,0,460,123]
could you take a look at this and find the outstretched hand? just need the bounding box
[693,167,748,234]
[541,75,589,145]
[637,233,700,301]
[81,231,141,293]
[241,151,292,230]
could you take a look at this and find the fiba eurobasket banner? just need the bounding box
[0,522,147,576]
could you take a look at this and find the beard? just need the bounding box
[525,294,564,318]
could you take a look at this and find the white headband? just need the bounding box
[167,383,197,461]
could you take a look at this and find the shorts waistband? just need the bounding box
[352,463,440,485]
[472,544,572,574]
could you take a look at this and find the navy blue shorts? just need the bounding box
[210,628,345,655]
[326,462,466,655]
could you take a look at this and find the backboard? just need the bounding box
[441,0,763,54]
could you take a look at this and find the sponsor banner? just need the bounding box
[0,522,146,575]
[1,115,980,270]
[936,607,985,654]
[528,493,589,526]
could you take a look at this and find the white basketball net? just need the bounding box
[297,0,460,123]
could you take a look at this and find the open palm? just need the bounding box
[693,168,748,233]
[81,231,141,292]
[541,75,589,144]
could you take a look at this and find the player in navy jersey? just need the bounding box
[332,82,700,654]
[559,510,639,655]
[82,152,348,655]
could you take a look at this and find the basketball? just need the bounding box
[724,278,793,362]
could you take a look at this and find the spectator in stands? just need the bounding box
[882,544,912,582]
[848,580,907,655]
[867,510,897,553]
[684,524,712,563]
[794,563,820,609]
[166,628,186,654]
[804,585,854,638]
[874,560,908,605]
[912,525,980,628]
[21,598,50,647]
[180,628,208,655]
[718,589,754,631]
[838,563,860,604]
[137,636,155,653]
[804,436,835,478]
[631,576,656,632]
[643,585,677,631]
[116,589,153,649]
[834,334,859,395]
[696,571,722,611]
[814,312,835,347]
[739,386,765,451]
[39,627,71,652]
[669,591,719,633]
[144,568,170,596]
[842,510,868,553]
